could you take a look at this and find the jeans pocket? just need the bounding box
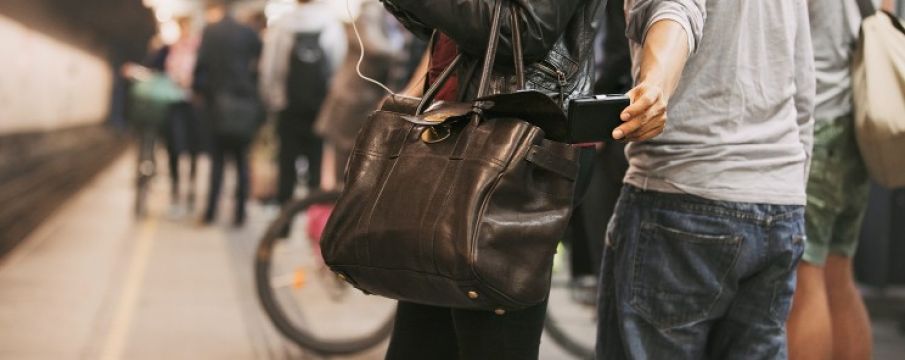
[630,221,742,329]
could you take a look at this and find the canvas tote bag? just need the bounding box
[852,6,905,188]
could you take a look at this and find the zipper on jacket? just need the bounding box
[535,61,568,105]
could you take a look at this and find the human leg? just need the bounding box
[787,263,833,360]
[787,121,838,360]
[825,116,872,360]
[791,114,871,360]
[164,107,182,202]
[277,112,303,204]
[385,302,458,360]
[826,254,872,360]
[450,300,548,360]
[185,102,202,208]
[232,139,250,226]
[203,137,225,223]
[202,136,224,224]
[299,121,323,190]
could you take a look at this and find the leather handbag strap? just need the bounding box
[511,6,526,89]
[475,0,507,99]
[416,0,526,114]
[416,54,463,114]
[526,143,578,180]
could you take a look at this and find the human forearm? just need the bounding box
[614,20,690,141]
[881,0,896,12]
[636,20,689,101]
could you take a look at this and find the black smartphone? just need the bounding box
[567,95,630,143]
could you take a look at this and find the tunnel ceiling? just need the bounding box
[0,0,157,62]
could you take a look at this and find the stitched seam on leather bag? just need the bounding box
[349,149,508,168]
[428,158,462,277]
[357,124,417,267]
[467,125,537,308]
[331,264,472,281]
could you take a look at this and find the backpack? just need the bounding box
[852,1,905,188]
[286,32,330,112]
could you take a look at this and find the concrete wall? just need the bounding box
[0,14,112,135]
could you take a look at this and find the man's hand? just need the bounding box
[613,20,691,142]
[614,83,668,141]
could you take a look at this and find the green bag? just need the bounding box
[128,73,186,128]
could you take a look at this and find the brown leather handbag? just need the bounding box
[320,0,578,313]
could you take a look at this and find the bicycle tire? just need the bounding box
[254,191,395,355]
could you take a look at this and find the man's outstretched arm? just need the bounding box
[614,0,705,141]
[614,20,689,141]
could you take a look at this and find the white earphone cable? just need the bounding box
[347,0,395,95]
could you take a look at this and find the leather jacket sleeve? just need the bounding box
[381,0,585,63]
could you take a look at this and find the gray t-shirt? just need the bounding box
[623,0,815,206]
[810,0,861,121]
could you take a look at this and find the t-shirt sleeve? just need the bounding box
[625,0,707,55]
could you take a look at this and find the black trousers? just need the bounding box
[204,135,250,223]
[277,109,322,204]
[164,102,200,201]
[566,142,629,277]
[385,301,548,360]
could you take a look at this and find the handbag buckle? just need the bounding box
[421,125,451,144]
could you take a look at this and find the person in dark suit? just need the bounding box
[193,0,263,226]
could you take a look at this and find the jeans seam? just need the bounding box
[769,237,805,319]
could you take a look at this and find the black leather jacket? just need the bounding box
[382,0,603,109]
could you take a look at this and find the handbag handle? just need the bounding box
[416,0,526,115]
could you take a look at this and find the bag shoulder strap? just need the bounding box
[416,0,525,114]
[856,0,876,20]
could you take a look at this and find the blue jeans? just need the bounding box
[597,186,805,359]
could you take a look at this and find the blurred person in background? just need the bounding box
[787,1,899,359]
[314,0,402,190]
[163,15,202,217]
[243,10,269,36]
[259,0,345,205]
[194,0,263,227]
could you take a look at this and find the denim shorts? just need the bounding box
[597,186,805,359]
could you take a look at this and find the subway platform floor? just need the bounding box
[0,151,902,359]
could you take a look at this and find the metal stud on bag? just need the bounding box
[494,308,506,316]
[467,291,480,300]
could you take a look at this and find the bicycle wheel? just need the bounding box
[255,191,396,355]
[544,243,597,359]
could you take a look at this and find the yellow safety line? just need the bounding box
[99,217,158,360]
